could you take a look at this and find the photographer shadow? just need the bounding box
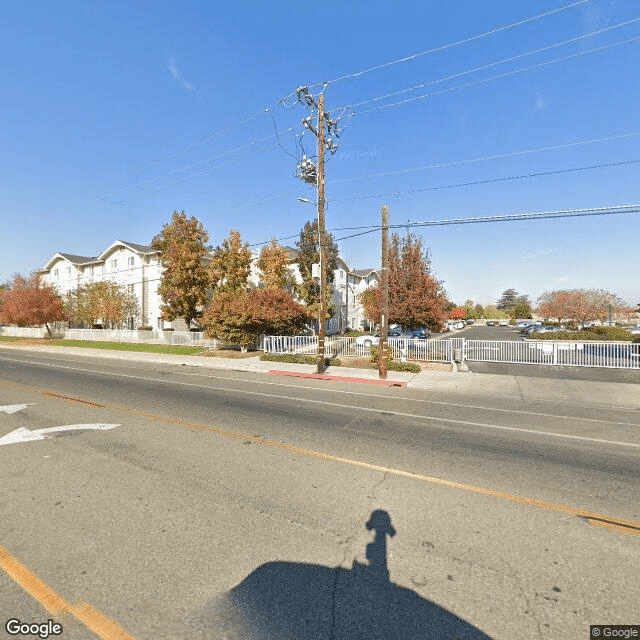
[189,509,490,639]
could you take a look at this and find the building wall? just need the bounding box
[40,243,378,333]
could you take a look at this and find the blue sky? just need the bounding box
[2,0,638,307]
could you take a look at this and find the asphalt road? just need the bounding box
[0,347,638,639]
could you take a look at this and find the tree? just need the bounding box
[257,239,295,291]
[203,289,310,350]
[151,211,210,327]
[496,289,519,310]
[65,281,139,328]
[295,220,339,317]
[448,307,466,320]
[0,274,66,335]
[359,232,449,331]
[536,289,627,323]
[209,229,253,293]
[483,305,509,320]
[512,302,532,319]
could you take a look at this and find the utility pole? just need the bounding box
[317,92,326,374]
[293,86,342,373]
[379,205,389,379]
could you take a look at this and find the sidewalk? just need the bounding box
[2,342,639,410]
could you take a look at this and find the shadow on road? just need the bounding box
[182,510,490,639]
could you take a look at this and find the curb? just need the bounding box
[268,370,407,387]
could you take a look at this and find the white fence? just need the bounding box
[464,339,640,369]
[262,336,453,362]
[64,329,219,347]
[0,326,48,338]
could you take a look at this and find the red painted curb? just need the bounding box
[268,370,406,387]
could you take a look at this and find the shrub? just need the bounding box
[385,361,421,373]
[163,327,174,332]
[260,353,341,367]
[532,328,635,341]
[137,326,153,331]
[344,330,365,337]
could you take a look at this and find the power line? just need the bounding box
[41,205,640,287]
[351,34,640,116]
[331,130,640,183]
[323,0,588,85]
[332,205,640,242]
[343,16,640,111]
[332,158,640,202]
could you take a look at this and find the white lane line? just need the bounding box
[1,356,639,450]
[1,353,639,427]
[0,424,120,446]
[0,404,33,414]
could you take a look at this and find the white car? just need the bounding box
[499,320,509,326]
[355,334,380,348]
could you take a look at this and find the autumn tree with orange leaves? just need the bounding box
[360,232,449,331]
[0,274,66,335]
[152,211,210,327]
[209,229,253,293]
[257,239,295,292]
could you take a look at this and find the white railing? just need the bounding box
[0,326,48,338]
[262,336,453,362]
[64,328,219,347]
[465,339,640,369]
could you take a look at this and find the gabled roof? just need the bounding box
[97,240,158,260]
[351,268,379,277]
[43,252,95,270]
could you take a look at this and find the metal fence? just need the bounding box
[0,326,48,338]
[64,328,219,347]
[464,339,640,369]
[262,335,453,362]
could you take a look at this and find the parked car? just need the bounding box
[354,327,404,348]
[628,326,640,335]
[466,319,475,325]
[406,327,431,339]
[499,320,509,326]
[486,320,497,326]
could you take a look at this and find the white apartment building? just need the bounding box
[38,240,378,333]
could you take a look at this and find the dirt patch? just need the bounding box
[339,357,451,372]
[194,348,259,359]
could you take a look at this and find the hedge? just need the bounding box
[260,353,342,366]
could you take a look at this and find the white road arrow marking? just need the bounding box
[0,424,120,446]
[0,404,34,414]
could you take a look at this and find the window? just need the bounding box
[111,259,117,269]
[128,284,134,294]
[86,266,93,276]
[157,317,164,330]
[101,265,105,275]
[66,267,72,276]
[127,256,134,270]
[53,268,58,279]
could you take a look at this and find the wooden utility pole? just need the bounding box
[316,92,326,374]
[379,205,389,379]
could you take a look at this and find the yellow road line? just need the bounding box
[0,546,135,640]
[4,379,640,537]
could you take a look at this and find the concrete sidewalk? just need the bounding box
[2,342,639,410]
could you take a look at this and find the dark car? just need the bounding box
[486,320,497,326]
[406,327,431,339]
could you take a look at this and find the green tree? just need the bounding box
[359,232,449,331]
[209,229,253,293]
[295,220,339,318]
[152,211,210,327]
